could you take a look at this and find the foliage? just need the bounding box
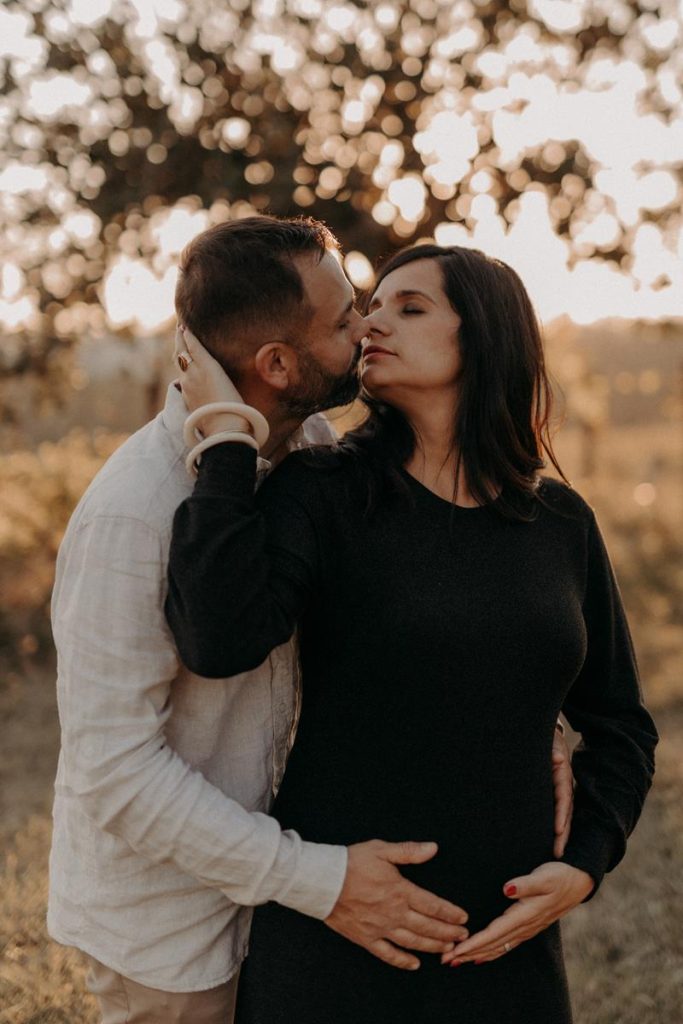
[1,0,682,393]
[0,430,126,666]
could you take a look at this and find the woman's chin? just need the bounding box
[360,365,392,394]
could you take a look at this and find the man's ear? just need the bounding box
[253,341,297,392]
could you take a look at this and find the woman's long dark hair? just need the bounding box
[341,244,567,521]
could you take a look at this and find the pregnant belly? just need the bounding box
[275,741,556,932]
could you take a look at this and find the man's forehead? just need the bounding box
[297,249,355,315]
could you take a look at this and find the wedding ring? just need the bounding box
[503,942,512,953]
[177,352,193,372]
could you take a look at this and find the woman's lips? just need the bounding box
[363,346,394,361]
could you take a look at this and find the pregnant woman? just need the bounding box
[166,244,657,1023]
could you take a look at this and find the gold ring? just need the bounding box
[177,352,193,372]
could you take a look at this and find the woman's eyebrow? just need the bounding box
[368,289,436,311]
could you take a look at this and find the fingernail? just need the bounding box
[449,960,463,967]
[474,959,485,965]
[504,884,517,896]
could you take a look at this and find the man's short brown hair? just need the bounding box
[175,215,339,374]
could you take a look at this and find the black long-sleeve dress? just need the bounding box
[165,444,657,1024]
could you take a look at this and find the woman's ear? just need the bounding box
[253,342,297,392]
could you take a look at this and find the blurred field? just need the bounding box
[1,356,682,1023]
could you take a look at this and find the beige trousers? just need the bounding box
[85,955,239,1024]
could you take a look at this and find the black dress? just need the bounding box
[166,445,657,1024]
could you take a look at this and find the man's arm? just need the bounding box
[53,512,467,969]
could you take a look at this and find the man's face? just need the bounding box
[282,250,366,417]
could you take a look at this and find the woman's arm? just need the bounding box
[443,506,658,966]
[166,443,325,678]
[558,512,658,889]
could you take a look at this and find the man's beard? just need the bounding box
[282,347,362,419]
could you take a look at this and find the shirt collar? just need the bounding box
[160,382,326,479]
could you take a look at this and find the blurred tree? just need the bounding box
[1,0,682,413]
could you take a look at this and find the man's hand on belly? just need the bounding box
[325,840,470,971]
[440,862,594,967]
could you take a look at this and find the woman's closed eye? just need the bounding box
[402,306,424,315]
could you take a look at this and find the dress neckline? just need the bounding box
[397,465,502,515]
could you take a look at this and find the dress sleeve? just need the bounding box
[560,512,658,894]
[166,443,325,678]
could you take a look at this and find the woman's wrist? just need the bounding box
[183,401,270,448]
[200,411,251,436]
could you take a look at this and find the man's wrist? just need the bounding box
[275,841,348,920]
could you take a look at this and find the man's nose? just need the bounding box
[352,313,371,346]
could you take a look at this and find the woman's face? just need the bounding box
[360,258,462,404]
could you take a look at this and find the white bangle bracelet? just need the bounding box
[185,431,259,477]
[183,402,270,449]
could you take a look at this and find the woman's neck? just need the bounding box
[400,397,480,507]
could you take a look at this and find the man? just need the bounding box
[48,215,572,1023]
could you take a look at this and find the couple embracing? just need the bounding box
[48,215,657,1023]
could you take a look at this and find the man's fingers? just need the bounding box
[405,884,469,926]
[402,909,469,943]
[553,760,574,836]
[554,796,573,858]
[382,840,439,866]
[389,928,456,954]
[368,939,420,971]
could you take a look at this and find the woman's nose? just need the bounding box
[362,311,389,338]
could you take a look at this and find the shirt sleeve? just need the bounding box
[559,512,658,894]
[53,511,347,919]
[166,444,324,679]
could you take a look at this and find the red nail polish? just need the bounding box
[504,884,517,897]
[449,960,463,967]
[474,959,485,965]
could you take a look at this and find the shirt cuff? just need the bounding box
[272,833,348,920]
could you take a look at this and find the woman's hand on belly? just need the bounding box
[441,862,595,967]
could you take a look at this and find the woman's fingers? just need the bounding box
[180,326,202,357]
[447,922,544,963]
[173,323,187,360]
[447,901,531,960]
[176,327,244,410]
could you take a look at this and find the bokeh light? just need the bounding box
[0,0,682,345]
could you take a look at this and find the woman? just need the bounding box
[166,245,657,1023]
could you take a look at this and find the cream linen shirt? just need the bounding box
[47,383,348,992]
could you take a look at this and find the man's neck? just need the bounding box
[238,383,305,466]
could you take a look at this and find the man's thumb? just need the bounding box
[384,841,438,865]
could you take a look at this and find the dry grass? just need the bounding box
[1,410,681,1022]
[1,664,682,1024]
